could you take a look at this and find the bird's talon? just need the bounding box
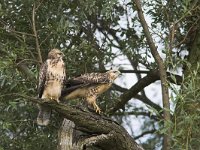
[95,108,101,114]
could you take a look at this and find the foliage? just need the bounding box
[0,0,200,149]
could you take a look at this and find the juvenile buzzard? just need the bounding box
[62,70,121,113]
[37,49,66,126]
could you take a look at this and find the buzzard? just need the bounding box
[62,70,121,113]
[37,49,66,126]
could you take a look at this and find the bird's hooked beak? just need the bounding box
[118,70,122,76]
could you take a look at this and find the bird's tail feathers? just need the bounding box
[37,105,51,126]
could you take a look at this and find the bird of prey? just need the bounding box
[61,70,121,113]
[37,49,66,126]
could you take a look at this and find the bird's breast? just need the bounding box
[42,81,62,99]
[47,60,66,81]
[96,83,112,95]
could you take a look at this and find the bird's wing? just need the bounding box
[61,72,110,97]
[73,72,110,84]
[38,61,48,98]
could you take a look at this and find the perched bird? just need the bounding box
[61,70,121,113]
[37,49,66,126]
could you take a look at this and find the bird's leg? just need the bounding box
[86,96,101,114]
[92,102,101,114]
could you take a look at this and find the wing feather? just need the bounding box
[38,61,48,98]
[73,72,110,83]
[61,72,110,97]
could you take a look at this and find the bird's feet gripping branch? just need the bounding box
[50,97,60,103]
[92,102,101,114]
[86,96,101,114]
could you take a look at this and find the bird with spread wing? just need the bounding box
[61,70,121,113]
[37,49,66,126]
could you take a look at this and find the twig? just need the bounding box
[134,0,171,149]
[113,111,159,121]
[107,69,149,74]
[173,18,200,48]
[35,0,44,10]
[134,129,157,140]
[39,32,52,47]
[0,26,35,37]
[32,3,42,64]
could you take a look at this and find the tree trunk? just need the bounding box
[57,118,79,150]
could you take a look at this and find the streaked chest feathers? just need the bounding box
[43,59,65,100]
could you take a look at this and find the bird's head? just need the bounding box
[48,49,64,59]
[107,69,121,81]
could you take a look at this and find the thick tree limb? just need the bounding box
[111,71,182,114]
[134,0,171,149]
[16,94,143,150]
[112,83,163,117]
[110,70,160,113]
[16,63,36,80]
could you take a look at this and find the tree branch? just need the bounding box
[109,70,160,113]
[134,0,171,149]
[77,131,115,150]
[134,129,157,140]
[32,3,42,64]
[118,70,149,74]
[112,83,163,117]
[113,111,159,121]
[16,94,143,150]
[16,63,35,80]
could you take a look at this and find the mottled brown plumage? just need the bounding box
[37,49,66,126]
[62,70,121,113]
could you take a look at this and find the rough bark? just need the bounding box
[57,119,79,150]
[18,94,143,150]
